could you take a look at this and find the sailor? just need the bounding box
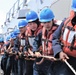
[0,37,7,75]
[17,20,28,75]
[52,0,76,75]
[33,8,58,75]
[25,10,43,75]
[11,29,20,75]
[1,32,17,75]
[6,32,18,75]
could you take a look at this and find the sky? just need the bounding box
[0,0,16,26]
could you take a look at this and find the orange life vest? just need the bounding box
[25,25,43,37]
[61,11,76,57]
[42,25,58,56]
[25,25,43,50]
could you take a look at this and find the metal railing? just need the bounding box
[5,0,27,24]
[5,0,61,25]
[3,0,61,36]
[2,0,26,36]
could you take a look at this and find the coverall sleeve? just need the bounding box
[13,37,21,52]
[52,20,65,57]
[33,32,42,52]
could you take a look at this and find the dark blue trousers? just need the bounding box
[18,58,26,75]
[33,59,54,75]
[52,56,76,75]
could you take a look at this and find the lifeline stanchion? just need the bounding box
[64,60,76,75]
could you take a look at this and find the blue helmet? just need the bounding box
[10,32,16,39]
[14,29,20,36]
[71,0,76,12]
[18,20,28,28]
[6,35,11,41]
[26,11,38,22]
[0,38,4,42]
[39,8,55,22]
